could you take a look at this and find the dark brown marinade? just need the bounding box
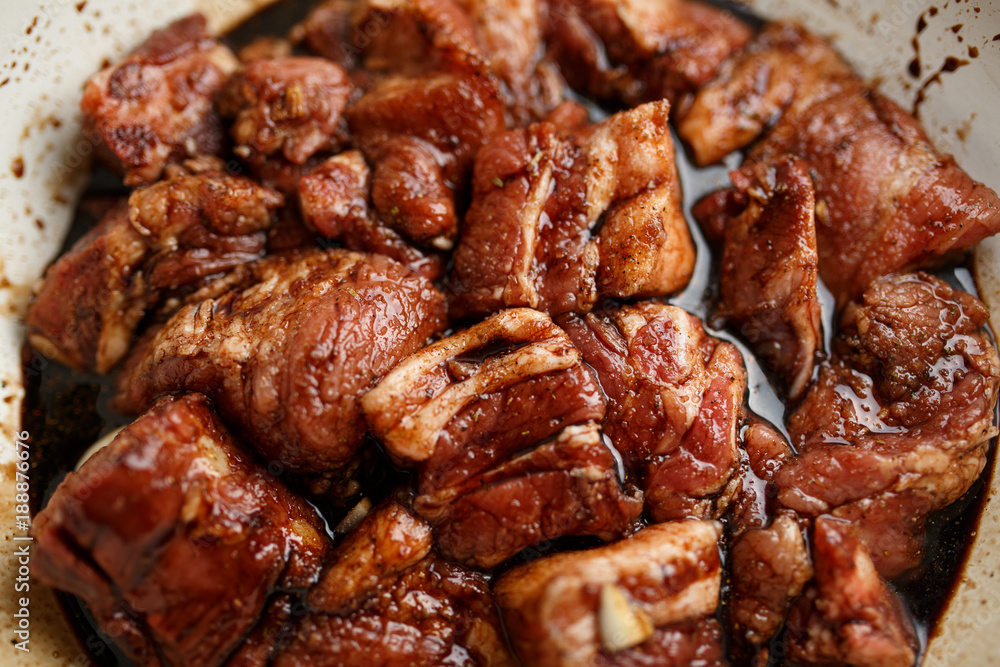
[22,1,996,666]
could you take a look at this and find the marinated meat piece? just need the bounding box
[27,202,147,374]
[272,501,515,667]
[495,521,723,667]
[371,136,457,246]
[429,423,643,568]
[728,512,813,647]
[350,0,482,75]
[450,101,694,318]
[81,15,238,185]
[298,151,447,279]
[545,0,752,106]
[457,0,567,123]
[777,273,1000,576]
[681,21,1000,301]
[27,171,283,374]
[592,620,728,667]
[560,302,746,521]
[307,501,433,615]
[362,308,641,567]
[236,36,293,63]
[290,0,358,68]
[31,394,330,667]
[786,517,918,667]
[115,249,447,473]
[218,57,353,164]
[346,68,507,250]
[755,88,1000,303]
[677,21,854,166]
[698,155,821,400]
[128,169,284,289]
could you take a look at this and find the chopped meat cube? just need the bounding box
[591,620,728,667]
[346,69,507,250]
[27,170,283,373]
[307,500,433,615]
[681,21,1000,302]
[545,0,752,107]
[456,0,568,124]
[31,393,330,667]
[755,87,1000,303]
[114,249,447,473]
[777,273,1000,576]
[27,202,147,374]
[696,155,822,400]
[677,21,854,166]
[786,517,918,667]
[350,0,482,75]
[428,423,643,568]
[81,14,238,185]
[298,151,446,279]
[290,0,359,68]
[495,520,723,667]
[236,36,292,63]
[560,301,746,521]
[450,100,694,318]
[218,57,353,164]
[128,169,284,289]
[728,512,813,647]
[362,308,641,567]
[270,501,515,666]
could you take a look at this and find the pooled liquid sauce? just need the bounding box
[23,1,997,665]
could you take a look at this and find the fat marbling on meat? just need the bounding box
[80,14,238,185]
[450,100,695,318]
[495,520,725,667]
[362,308,641,568]
[30,393,330,667]
[114,249,447,473]
[560,301,746,522]
[27,168,283,374]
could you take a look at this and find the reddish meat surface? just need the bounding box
[677,21,854,166]
[31,394,330,667]
[495,521,723,667]
[290,0,359,68]
[81,15,238,185]
[786,517,918,667]
[728,512,813,647]
[346,69,506,250]
[298,151,447,279]
[115,249,447,473]
[694,155,822,400]
[681,21,1000,302]
[450,101,694,318]
[218,56,353,164]
[753,86,1000,303]
[457,0,568,123]
[362,308,640,568]
[275,501,514,666]
[560,301,746,521]
[777,273,1000,576]
[545,0,751,106]
[27,170,283,374]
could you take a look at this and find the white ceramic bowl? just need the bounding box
[0,1,997,664]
